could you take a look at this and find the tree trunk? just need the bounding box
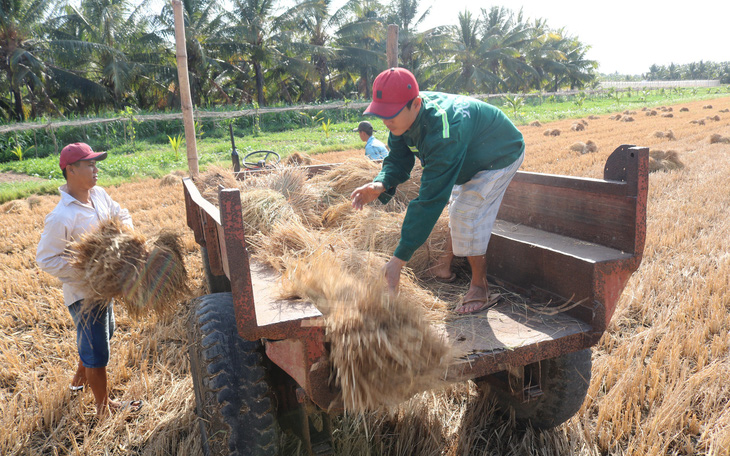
[254,61,266,106]
[12,86,24,121]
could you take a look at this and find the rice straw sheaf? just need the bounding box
[67,218,147,312]
[192,165,239,205]
[243,167,321,226]
[335,207,450,276]
[283,151,313,166]
[239,188,300,236]
[648,150,685,173]
[310,157,381,199]
[123,230,190,317]
[250,218,328,271]
[283,251,454,413]
[67,219,189,316]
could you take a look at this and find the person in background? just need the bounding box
[350,68,525,314]
[36,142,143,417]
[353,120,389,160]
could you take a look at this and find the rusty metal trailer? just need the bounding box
[183,144,648,455]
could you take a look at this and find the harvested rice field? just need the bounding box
[1,96,730,455]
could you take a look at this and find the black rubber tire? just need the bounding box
[477,349,592,429]
[188,292,280,456]
[201,247,231,294]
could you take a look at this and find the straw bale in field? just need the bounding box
[570,142,587,153]
[585,140,598,153]
[646,110,657,116]
[282,251,453,413]
[720,108,729,113]
[580,119,588,125]
[570,123,585,131]
[707,115,721,122]
[1,200,26,214]
[26,195,41,209]
[653,130,676,140]
[623,110,637,115]
[283,151,313,166]
[621,116,635,122]
[680,107,690,112]
[543,129,561,136]
[709,134,730,144]
[661,113,674,118]
[690,119,706,125]
[529,121,542,127]
[648,150,684,173]
[588,115,600,120]
[159,174,180,186]
[703,105,713,109]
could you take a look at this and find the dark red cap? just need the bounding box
[364,68,419,119]
[59,143,107,170]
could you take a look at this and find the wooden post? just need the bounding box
[171,0,199,176]
[387,24,399,68]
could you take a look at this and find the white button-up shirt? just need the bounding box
[36,185,133,306]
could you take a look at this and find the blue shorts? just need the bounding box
[68,300,115,368]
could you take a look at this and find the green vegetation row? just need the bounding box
[2,86,727,204]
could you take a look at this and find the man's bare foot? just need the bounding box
[426,264,456,282]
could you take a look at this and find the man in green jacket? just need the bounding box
[351,68,524,314]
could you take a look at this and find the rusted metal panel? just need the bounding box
[217,188,258,340]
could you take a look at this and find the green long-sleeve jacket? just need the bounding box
[374,91,524,262]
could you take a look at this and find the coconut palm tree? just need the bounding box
[48,0,160,110]
[156,0,230,107]
[332,0,387,99]
[0,0,59,120]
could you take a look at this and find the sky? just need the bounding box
[152,0,729,76]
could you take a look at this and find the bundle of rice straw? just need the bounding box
[283,151,313,166]
[122,230,190,317]
[648,150,684,173]
[193,165,240,205]
[242,167,321,226]
[334,207,450,276]
[283,250,454,413]
[238,188,300,235]
[310,157,381,199]
[67,218,188,317]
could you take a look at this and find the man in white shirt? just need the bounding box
[353,121,389,160]
[36,142,142,417]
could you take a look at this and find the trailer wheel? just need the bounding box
[477,349,592,429]
[201,247,231,293]
[188,292,279,455]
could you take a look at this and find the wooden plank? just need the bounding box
[498,179,637,252]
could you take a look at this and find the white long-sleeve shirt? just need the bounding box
[36,185,133,306]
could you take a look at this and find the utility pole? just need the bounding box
[171,0,199,176]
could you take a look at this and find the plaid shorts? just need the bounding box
[448,152,524,257]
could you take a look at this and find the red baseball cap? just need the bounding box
[364,67,419,119]
[59,143,107,170]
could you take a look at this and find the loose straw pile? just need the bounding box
[283,250,454,413]
[67,218,189,317]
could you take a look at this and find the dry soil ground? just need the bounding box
[1,97,730,455]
